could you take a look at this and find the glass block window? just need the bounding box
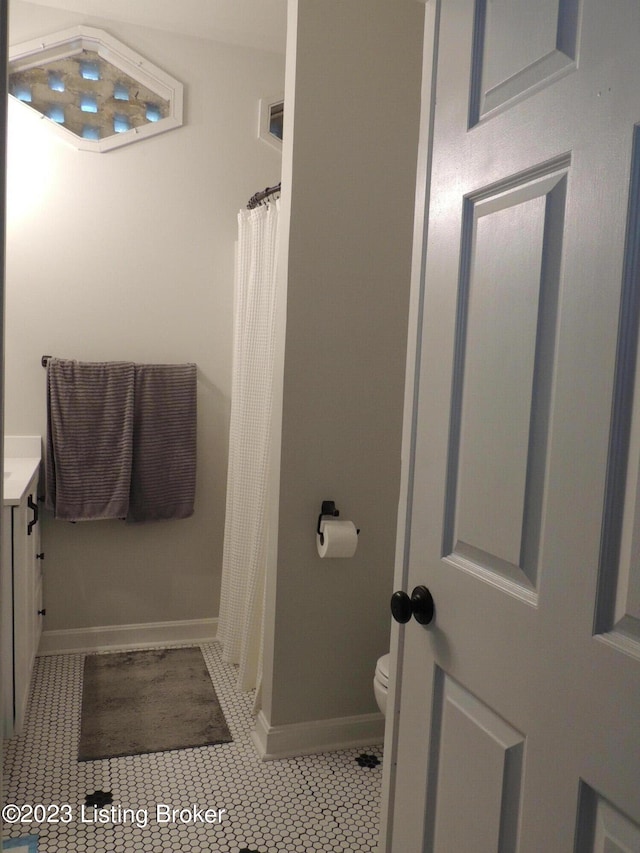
[48,72,64,92]
[113,114,131,133]
[9,26,184,152]
[14,83,31,102]
[145,104,162,123]
[113,83,129,102]
[80,61,101,81]
[80,93,98,113]
[82,125,100,141]
[47,105,65,124]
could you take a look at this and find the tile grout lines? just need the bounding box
[3,641,383,852]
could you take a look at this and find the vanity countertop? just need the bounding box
[4,436,42,507]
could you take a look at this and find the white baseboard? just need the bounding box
[37,618,218,655]
[252,708,385,761]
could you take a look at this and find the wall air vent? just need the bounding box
[9,26,184,153]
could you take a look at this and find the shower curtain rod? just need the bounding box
[246,182,281,210]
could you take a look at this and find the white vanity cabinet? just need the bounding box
[2,439,43,738]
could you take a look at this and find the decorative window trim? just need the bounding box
[258,94,284,151]
[9,26,184,153]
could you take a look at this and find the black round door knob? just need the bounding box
[390,586,435,626]
[390,590,413,623]
[410,585,435,625]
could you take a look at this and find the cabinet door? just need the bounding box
[12,496,30,734]
[13,473,42,734]
[30,489,43,653]
[1,505,14,737]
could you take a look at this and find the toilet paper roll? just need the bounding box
[317,519,358,558]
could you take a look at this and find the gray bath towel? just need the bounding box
[127,363,197,522]
[45,359,135,521]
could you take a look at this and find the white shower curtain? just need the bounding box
[218,199,280,693]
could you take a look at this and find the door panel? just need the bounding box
[597,126,640,648]
[577,785,640,853]
[445,166,567,595]
[471,0,580,123]
[386,0,640,850]
[427,671,524,853]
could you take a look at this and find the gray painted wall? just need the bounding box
[7,0,425,732]
[263,0,424,726]
[6,2,284,631]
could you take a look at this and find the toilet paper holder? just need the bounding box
[316,501,359,545]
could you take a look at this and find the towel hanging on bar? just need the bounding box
[45,359,135,521]
[128,363,197,522]
[44,358,197,523]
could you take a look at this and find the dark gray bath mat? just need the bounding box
[79,647,232,761]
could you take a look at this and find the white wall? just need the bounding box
[5,2,284,631]
[261,0,424,733]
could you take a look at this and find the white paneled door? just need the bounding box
[385,0,640,850]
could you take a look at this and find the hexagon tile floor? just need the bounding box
[2,642,384,852]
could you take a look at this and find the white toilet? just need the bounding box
[373,653,390,716]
